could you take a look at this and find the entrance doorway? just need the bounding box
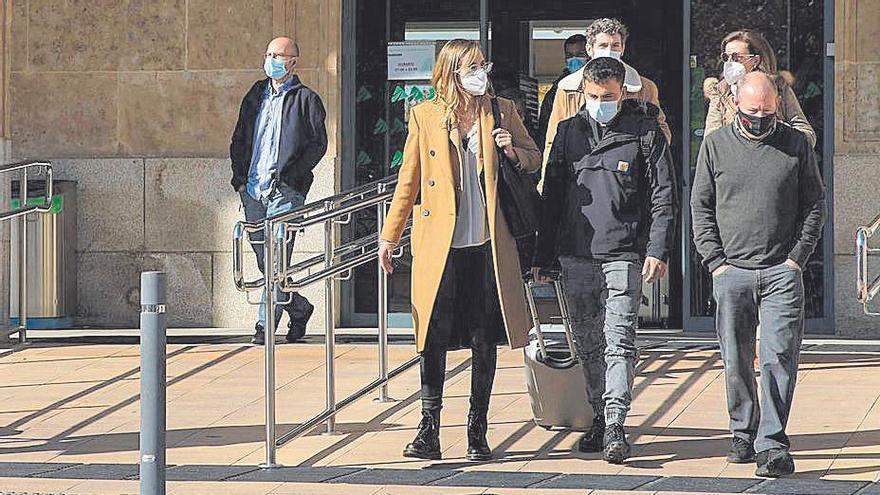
[340,0,832,334]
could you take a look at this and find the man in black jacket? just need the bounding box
[532,57,677,465]
[230,36,328,345]
[536,34,588,152]
[691,72,825,478]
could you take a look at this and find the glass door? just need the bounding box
[682,0,833,333]
[341,0,482,327]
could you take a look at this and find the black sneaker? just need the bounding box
[755,448,795,478]
[578,416,606,453]
[286,301,315,344]
[727,437,756,463]
[602,423,630,464]
[251,322,265,345]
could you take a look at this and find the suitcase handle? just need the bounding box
[524,278,579,366]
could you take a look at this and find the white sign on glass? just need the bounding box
[387,42,435,81]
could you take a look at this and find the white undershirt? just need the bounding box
[451,127,490,249]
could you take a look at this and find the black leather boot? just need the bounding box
[403,409,441,460]
[467,410,492,461]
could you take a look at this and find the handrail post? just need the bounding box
[18,167,28,344]
[261,216,280,469]
[375,184,392,403]
[323,200,337,434]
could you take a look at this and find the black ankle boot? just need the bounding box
[467,410,492,461]
[403,410,441,460]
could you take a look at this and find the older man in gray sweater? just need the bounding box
[691,71,825,478]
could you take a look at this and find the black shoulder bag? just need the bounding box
[490,98,541,272]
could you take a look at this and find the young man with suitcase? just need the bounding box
[532,57,678,464]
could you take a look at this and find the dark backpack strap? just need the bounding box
[490,97,502,133]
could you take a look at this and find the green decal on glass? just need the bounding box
[391,85,408,103]
[390,118,406,135]
[426,87,436,100]
[356,86,373,103]
[356,151,373,167]
[803,81,822,99]
[10,195,63,214]
[391,150,404,169]
[408,86,425,103]
[372,118,389,135]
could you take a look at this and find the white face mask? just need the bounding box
[592,48,622,60]
[460,68,489,96]
[723,60,747,86]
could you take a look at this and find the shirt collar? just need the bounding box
[265,75,299,97]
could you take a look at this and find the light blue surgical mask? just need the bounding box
[566,56,588,73]
[585,98,620,124]
[264,57,289,80]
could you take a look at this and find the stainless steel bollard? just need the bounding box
[140,271,167,495]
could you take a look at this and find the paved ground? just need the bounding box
[0,332,879,494]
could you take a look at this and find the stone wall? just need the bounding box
[834,0,880,336]
[4,0,341,329]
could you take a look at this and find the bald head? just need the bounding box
[266,37,299,58]
[736,71,778,116]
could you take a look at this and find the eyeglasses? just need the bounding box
[456,62,493,76]
[721,52,756,63]
[265,53,297,61]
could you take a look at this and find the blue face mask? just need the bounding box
[264,57,289,80]
[585,98,620,124]
[566,56,588,73]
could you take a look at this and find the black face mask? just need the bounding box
[737,109,776,137]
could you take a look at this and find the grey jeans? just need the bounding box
[560,257,642,426]
[712,263,804,453]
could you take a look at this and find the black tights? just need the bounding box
[418,244,504,413]
[420,336,497,412]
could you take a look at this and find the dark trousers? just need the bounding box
[420,243,505,413]
[713,263,805,453]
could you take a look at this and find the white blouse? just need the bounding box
[451,126,490,249]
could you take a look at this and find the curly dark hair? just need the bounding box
[585,18,630,47]
[582,57,626,87]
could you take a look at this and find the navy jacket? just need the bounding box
[229,76,328,196]
[534,99,678,267]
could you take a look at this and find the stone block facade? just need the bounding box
[1,0,340,330]
[834,0,880,336]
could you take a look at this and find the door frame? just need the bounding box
[679,0,836,334]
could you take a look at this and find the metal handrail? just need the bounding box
[232,177,413,467]
[856,213,880,316]
[0,161,54,344]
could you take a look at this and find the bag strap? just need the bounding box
[490,97,502,133]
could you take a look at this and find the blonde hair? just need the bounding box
[431,39,491,121]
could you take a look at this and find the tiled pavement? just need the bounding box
[0,333,879,494]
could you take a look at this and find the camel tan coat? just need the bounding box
[380,97,541,352]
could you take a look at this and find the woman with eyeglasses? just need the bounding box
[377,39,541,461]
[704,30,816,147]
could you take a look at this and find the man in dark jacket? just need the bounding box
[532,57,678,465]
[230,36,328,345]
[691,72,825,478]
[536,34,588,152]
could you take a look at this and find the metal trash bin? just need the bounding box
[9,180,77,328]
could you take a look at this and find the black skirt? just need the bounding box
[423,242,507,352]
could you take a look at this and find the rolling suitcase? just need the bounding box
[523,278,593,431]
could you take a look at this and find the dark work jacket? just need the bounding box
[229,76,328,196]
[534,99,678,267]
